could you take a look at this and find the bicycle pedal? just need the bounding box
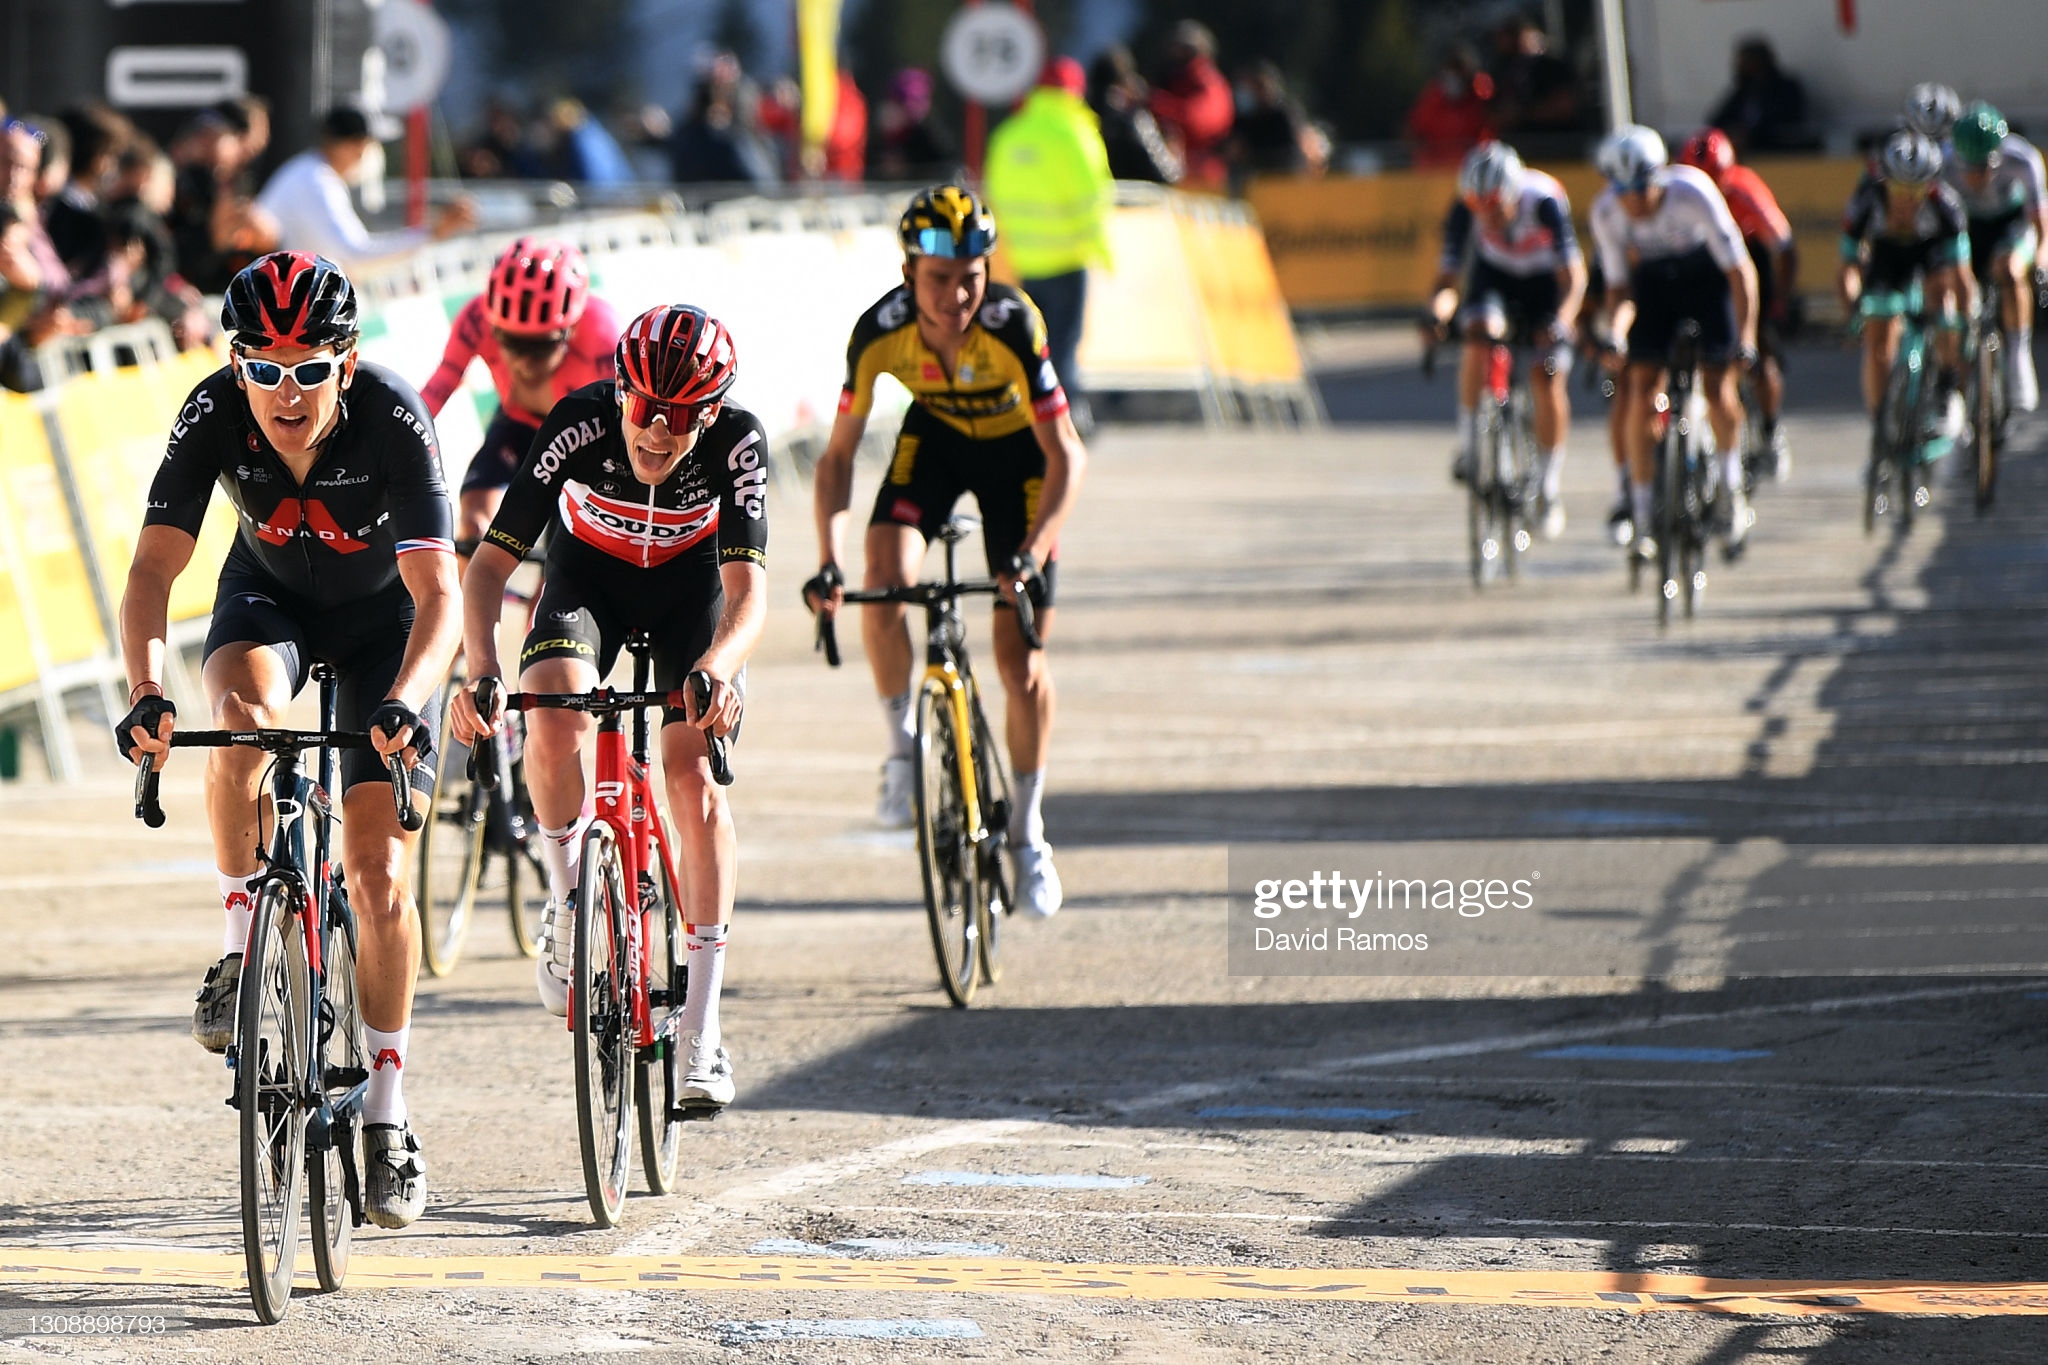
[669,1102,724,1123]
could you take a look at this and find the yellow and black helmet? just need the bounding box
[899,184,998,260]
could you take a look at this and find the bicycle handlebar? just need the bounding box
[811,575,1041,665]
[470,674,733,787]
[132,730,419,832]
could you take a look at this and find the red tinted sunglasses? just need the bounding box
[618,386,717,430]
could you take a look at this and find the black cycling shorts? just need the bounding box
[1863,233,1967,297]
[1747,237,1785,361]
[1628,248,1736,366]
[1457,259,1564,351]
[519,559,739,730]
[459,409,542,496]
[203,564,439,797]
[867,401,1058,609]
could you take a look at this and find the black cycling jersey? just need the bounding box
[143,361,454,607]
[482,380,769,576]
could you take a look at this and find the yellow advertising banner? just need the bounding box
[1250,156,1870,312]
[0,393,107,677]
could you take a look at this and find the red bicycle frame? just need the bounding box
[580,684,686,1046]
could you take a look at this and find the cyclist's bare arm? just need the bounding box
[1726,254,1760,352]
[807,407,869,612]
[1556,255,1589,332]
[373,548,462,760]
[688,561,767,735]
[1020,409,1088,571]
[116,523,197,760]
[450,541,520,742]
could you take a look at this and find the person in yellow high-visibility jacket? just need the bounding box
[985,57,1114,432]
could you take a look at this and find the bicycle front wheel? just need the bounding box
[635,851,684,1195]
[504,748,549,958]
[967,678,1012,988]
[573,824,635,1226]
[914,677,979,1007]
[415,677,485,977]
[1974,336,2001,513]
[236,878,310,1324]
[307,890,364,1292]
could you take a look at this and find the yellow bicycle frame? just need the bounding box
[925,660,985,839]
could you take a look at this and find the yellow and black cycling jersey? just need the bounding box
[839,282,1069,440]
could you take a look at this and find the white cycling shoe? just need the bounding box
[876,756,915,828]
[2012,348,2040,414]
[1012,842,1064,919]
[679,1034,735,1108]
[535,896,572,1018]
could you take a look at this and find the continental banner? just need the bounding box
[1250,156,1870,312]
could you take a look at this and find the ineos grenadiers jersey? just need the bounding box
[483,380,768,575]
[142,361,454,608]
[840,282,1067,440]
[1943,133,2047,221]
[1590,164,1749,285]
[1439,169,1581,278]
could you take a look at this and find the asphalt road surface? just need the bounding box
[3,334,2047,1362]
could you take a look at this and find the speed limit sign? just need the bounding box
[940,3,1046,107]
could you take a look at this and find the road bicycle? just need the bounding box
[1857,291,1954,535]
[1631,322,1725,627]
[133,663,422,1323]
[472,637,731,1226]
[1424,332,1541,589]
[813,516,1038,1007]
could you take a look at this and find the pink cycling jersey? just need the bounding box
[420,293,622,427]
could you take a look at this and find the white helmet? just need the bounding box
[1457,141,1523,203]
[1596,124,1667,191]
[1903,83,1962,140]
[1878,129,1944,186]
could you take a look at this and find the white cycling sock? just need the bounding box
[363,1023,409,1126]
[538,810,593,903]
[218,870,258,957]
[1538,446,1565,501]
[880,690,916,761]
[1454,405,1477,457]
[1631,483,1653,536]
[1721,447,1745,499]
[1010,769,1046,848]
[679,922,728,1050]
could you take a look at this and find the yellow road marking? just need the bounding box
[2,1252,2046,1317]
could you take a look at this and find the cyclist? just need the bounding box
[1840,130,1972,437]
[1590,125,1760,561]
[419,237,621,543]
[1903,82,1962,145]
[1677,127,1798,478]
[1946,102,2044,412]
[801,185,1087,919]
[449,304,764,1111]
[114,250,458,1229]
[1425,140,1586,539]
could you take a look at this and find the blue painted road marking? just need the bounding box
[903,1172,1150,1189]
[720,1319,985,1342]
[1197,1106,1415,1121]
[1533,1046,1772,1064]
[746,1239,1007,1258]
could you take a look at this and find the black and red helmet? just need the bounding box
[222,251,358,351]
[614,305,737,418]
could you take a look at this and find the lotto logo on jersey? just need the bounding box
[249,498,368,552]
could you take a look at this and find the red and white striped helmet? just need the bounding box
[614,305,737,416]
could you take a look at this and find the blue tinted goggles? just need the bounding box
[911,226,995,259]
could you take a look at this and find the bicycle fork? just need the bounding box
[928,661,986,841]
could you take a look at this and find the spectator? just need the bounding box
[166,108,276,293]
[546,97,636,184]
[1087,45,1181,184]
[215,95,272,191]
[1708,37,1815,154]
[31,115,69,205]
[868,68,958,182]
[44,105,131,281]
[106,140,210,345]
[758,69,867,182]
[1489,15,1586,136]
[1405,45,1496,169]
[984,56,1114,433]
[1230,61,1324,183]
[620,103,675,181]
[1,118,92,389]
[256,106,476,271]
[460,100,547,179]
[668,54,779,186]
[1150,20,1234,190]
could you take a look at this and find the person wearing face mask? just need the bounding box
[448,305,765,1112]
[114,251,461,1231]
[1405,46,1497,170]
[255,106,476,272]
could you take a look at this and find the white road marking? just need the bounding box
[1306,1074,2048,1103]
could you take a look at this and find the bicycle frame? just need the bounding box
[919,531,989,841]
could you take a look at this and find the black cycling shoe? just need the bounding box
[192,953,242,1054]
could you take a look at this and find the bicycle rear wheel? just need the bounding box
[1974,334,2001,513]
[573,824,635,1226]
[1654,423,1681,628]
[415,677,485,977]
[635,853,684,1194]
[308,889,364,1292]
[236,878,310,1324]
[914,676,979,1007]
[967,679,1011,988]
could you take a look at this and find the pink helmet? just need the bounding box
[485,237,590,335]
